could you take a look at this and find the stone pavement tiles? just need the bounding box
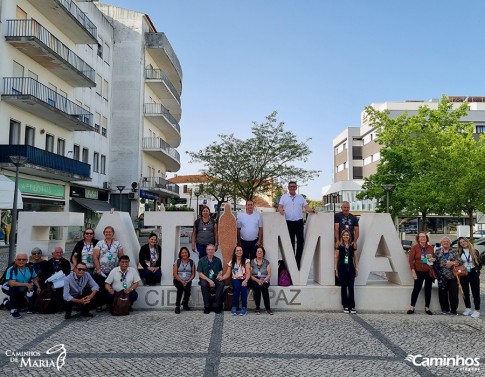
[0,309,483,377]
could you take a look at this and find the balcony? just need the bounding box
[145,33,182,94]
[25,0,97,43]
[2,77,94,132]
[142,137,180,172]
[144,103,181,147]
[0,145,91,181]
[145,68,181,118]
[140,176,179,197]
[5,19,95,87]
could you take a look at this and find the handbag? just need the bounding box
[453,265,468,277]
[428,267,438,280]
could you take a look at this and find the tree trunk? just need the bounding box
[468,209,474,244]
[421,211,427,232]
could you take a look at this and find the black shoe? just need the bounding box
[407,308,415,315]
[425,309,433,315]
[175,306,181,314]
[214,307,222,314]
[64,313,72,320]
[183,303,190,311]
[203,308,210,314]
[81,312,94,318]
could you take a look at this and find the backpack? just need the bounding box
[112,291,130,316]
[176,259,194,269]
[278,260,292,287]
[35,283,59,314]
[222,286,234,310]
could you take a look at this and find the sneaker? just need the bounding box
[463,308,472,316]
[11,311,21,319]
[255,309,261,315]
[240,307,247,316]
[175,307,181,314]
[450,311,458,316]
[183,304,191,311]
[343,308,349,314]
[266,309,273,315]
[231,307,237,316]
[64,313,72,320]
[441,311,450,315]
[26,310,33,314]
[350,308,357,314]
[0,298,8,310]
[471,311,480,318]
[214,308,222,314]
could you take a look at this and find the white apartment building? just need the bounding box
[96,4,182,219]
[0,0,182,236]
[325,97,485,213]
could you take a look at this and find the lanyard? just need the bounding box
[464,251,471,264]
[84,242,93,253]
[106,241,113,253]
[18,268,27,281]
[120,270,127,283]
[52,260,61,272]
[421,247,427,256]
[181,262,189,271]
[443,252,449,261]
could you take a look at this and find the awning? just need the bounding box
[71,197,113,213]
[0,174,23,210]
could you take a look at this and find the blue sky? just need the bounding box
[104,0,485,199]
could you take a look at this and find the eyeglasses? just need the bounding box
[77,268,87,272]
[16,259,28,261]
[31,252,42,255]
[84,232,94,235]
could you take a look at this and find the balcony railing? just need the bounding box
[56,0,97,40]
[26,0,97,43]
[145,32,183,81]
[144,103,180,133]
[143,137,180,163]
[141,176,179,195]
[6,19,95,84]
[3,77,93,129]
[0,145,91,179]
[145,68,181,102]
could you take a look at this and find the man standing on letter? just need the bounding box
[334,201,359,249]
[278,181,316,268]
[237,200,263,261]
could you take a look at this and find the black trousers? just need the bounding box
[410,270,433,307]
[438,278,459,313]
[200,279,224,309]
[249,280,271,310]
[286,219,304,267]
[173,279,192,306]
[460,269,481,310]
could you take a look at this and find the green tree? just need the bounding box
[358,95,485,232]
[198,178,233,221]
[188,111,319,201]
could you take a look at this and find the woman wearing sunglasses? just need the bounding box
[71,228,99,274]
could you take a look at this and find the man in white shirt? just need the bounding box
[105,255,141,312]
[278,181,316,268]
[237,200,263,260]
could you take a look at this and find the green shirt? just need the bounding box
[197,256,223,277]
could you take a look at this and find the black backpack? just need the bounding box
[112,291,131,316]
[0,263,34,285]
[35,283,59,314]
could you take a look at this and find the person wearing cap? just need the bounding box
[1,253,41,318]
[29,247,48,285]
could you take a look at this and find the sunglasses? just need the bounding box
[31,252,42,255]
[77,268,87,272]
[84,232,94,235]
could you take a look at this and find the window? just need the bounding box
[28,70,38,81]
[102,80,109,99]
[25,126,35,146]
[82,148,89,163]
[95,75,102,96]
[102,116,108,137]
[45,134,54,152]
[97,39,103,58]
[13,61,24,77]
[93,152,99,172]
[104,43,110,63]
[100,155,106,174]
[57,138,65,155]
[73,144,80,160]
[9,120,21,144]
[476,125,485,134]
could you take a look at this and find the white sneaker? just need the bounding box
[463,308,472,316]
[471,311,480,318]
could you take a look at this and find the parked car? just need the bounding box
[473,229,485,238]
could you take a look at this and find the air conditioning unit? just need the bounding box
[103,181,111,190]
[128,192,138,200]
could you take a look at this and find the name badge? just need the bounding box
[122,282,128,289]
[344,256,349,265]
[421,257,428,263]
[182,272,188,278]
[466,265,471,272]
[257,271,261,277]
[107,253,112,261]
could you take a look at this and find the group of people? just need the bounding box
[407,232,481,318]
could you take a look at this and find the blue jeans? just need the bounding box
[196,243,208,259]
[139,268,162,286]
[231,278,248,308]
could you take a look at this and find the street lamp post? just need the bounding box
[9,155,28,263]
[116,185,125,212]
[331,193,339,215]
[194,189,201,216]
[382,184,394,213]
